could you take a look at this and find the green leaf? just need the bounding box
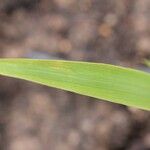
[0,59,150,110]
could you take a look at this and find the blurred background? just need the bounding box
[0,0,150,150]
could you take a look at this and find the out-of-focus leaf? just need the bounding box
[145,60,150,67]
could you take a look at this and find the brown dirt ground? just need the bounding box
[0,0,150,150]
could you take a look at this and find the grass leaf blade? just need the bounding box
[0,59,150,110]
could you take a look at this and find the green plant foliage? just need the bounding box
[0,59,150,110]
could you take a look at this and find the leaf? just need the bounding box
[0,59,150,110]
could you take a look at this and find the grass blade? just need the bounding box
[0,59,150,110]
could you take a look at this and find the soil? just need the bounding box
[0,0,150,150]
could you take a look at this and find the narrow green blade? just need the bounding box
[0,59,150,110]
